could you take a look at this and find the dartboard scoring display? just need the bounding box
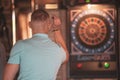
[71,10,115,53]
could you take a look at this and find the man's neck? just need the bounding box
[32,31,48,35]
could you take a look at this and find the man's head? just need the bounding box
[31,9,49,22]
[29,9,51,34]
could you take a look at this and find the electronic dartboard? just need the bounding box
[71,10,114,53]
[69,4,118,78]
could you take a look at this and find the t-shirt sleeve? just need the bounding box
[59,47,66,63]
[8,40,24,64]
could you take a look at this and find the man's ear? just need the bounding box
[45,19,51,30]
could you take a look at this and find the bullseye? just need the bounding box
[89,28,96,34]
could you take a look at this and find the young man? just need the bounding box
[3,9,69,80]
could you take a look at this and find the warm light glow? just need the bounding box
[45,4,58,9]
[31,0,35,11]
[18,13,32,40]
[12,0,16,45]
[86,4,102,10]
[12,10,16,45]
[27,13,32,38]
[87,4,92,9]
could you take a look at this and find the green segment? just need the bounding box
[86,0,91,3]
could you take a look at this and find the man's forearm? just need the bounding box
[3,64,19,80]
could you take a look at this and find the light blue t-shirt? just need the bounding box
[8,34,66,80]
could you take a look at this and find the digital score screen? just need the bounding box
[69,4,118,78]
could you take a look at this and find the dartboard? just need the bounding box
[71,10,115,53]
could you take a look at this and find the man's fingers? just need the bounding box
[52,16,61,26]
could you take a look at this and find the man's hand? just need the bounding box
[50,16,61,32]
[53,16,61,26]
[48,16,61,41]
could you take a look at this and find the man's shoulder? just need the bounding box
[10,38,32,53]
[15,38,32,44]
[13,38,30,49]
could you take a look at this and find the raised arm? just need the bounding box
[48,16,69,64]
[54,30,69,64]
